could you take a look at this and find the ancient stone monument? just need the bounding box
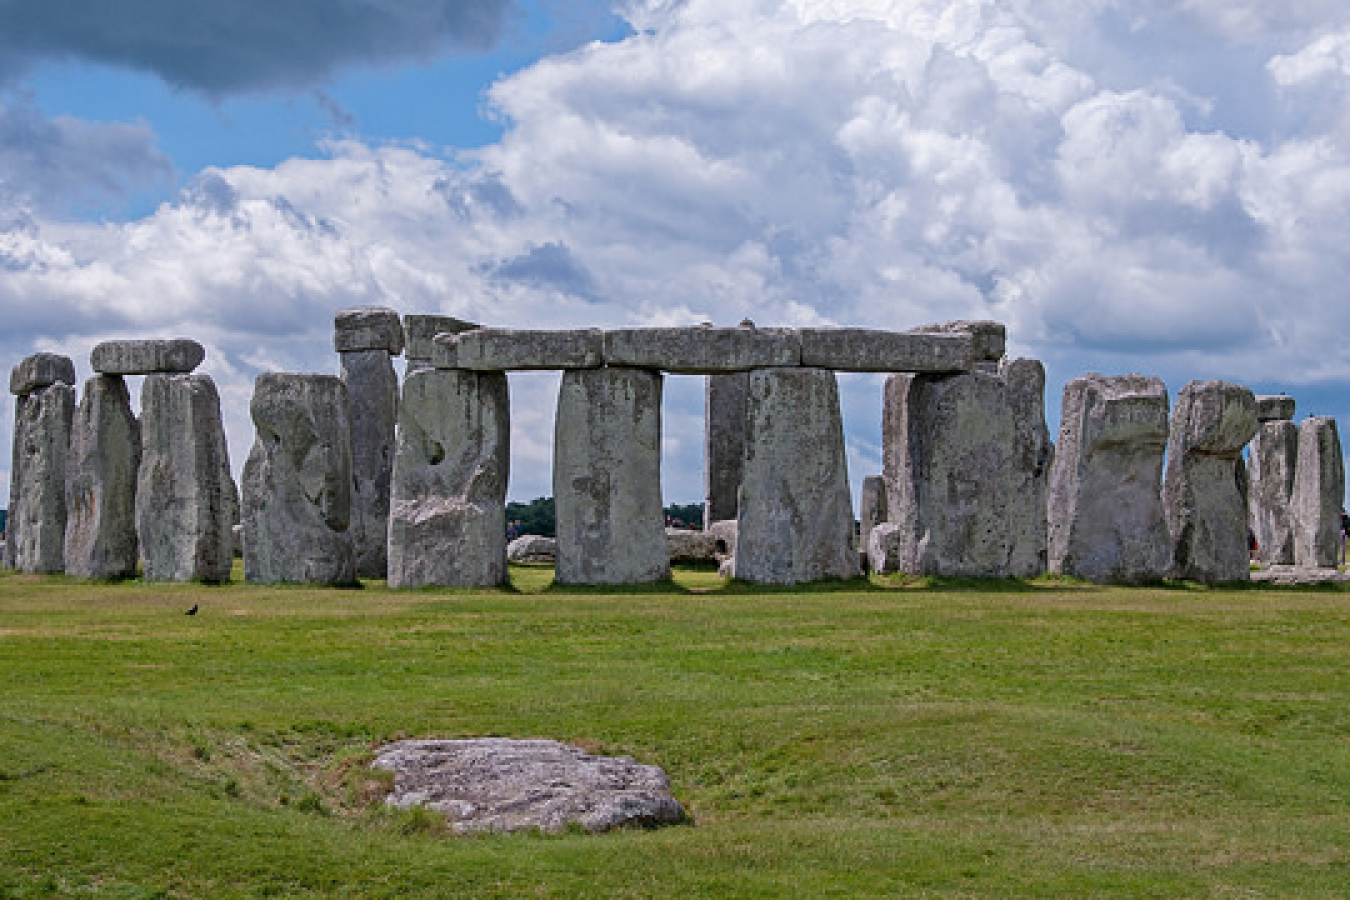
[1046,374,1171,584]
[402,314,479,372]
[1163,380,1258,583]
[734,367,859,584]
[879,357,1050,578]
[554,367,669,584]
[241,373,357,585]
[335,306,403,579]
[858,475,887,555]
[1248,395,1298,566]
[65,374,141,580]
[1291,416,1344,568]
[704,370,748,526]
[6,353,76,573]
[387,367,510,587]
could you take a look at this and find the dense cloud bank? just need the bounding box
[3,0,1350,501]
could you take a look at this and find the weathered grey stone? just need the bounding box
[1249,419,1298,565]
[859,475,887,553]
[667,527,718,564]
[506,534,556,565]
[797,328,974,372]
[9,382,75,573]
[334,306,405,354]
[90,339,205,375]
[136,373,235,582]
[241,374,356,585]
[340,348,399,579]
[64,375,140,580]
[1291,416,1344,568]
[554,368,669,584]
[603,325,800,373]
[433,328,604,371]
[883,359,1051,578]
[10,352,75,396]
[734,367,859,584]
[908,320,1007,362]
[704,371,748,526]
[1255,394,1295,422]
[1163,380,1258,583]
[4,393,26,570]
[403,315,481,362]
[1250,565,1350,586]
[707,518,737,563]
[1046,374,1171,584]
[388,368,509,588]
[866,521,905,574]
[372,738,686,835]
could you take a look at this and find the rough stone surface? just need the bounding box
[797,328,974,372]
[883,359,1051,578]
[242,374,356,585]
[334,306,405,354]
[340,349,399,579]
[10,352,76,396]
[707,518,737,569]
[136,373,235,582]
[704,371,748,526]
[1291,416,1344,568]
[603,325,800,373]
[1255,395,1295,422]
[859,476,887,555]
[90,339,204,375]
[1163,380,1259,583]
[388,368,510,587]
[403,315,481,362]
[9,382,75,573]
[908,320,1007,362]
[3,394,21,570]
[667,527,718,564]
[64,375,141,580]
[866,522,906,574]
[1248,419,1298,566]
[1250,565,1350,586]
[554,368,669,584]
[1046,374,1171,584]
[734,367,859,584]
[506,534,556,565]
[433,328,604,371]
[372,738,686,835]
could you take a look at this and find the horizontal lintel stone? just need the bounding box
[403,315,481,361]
[433,328,604,371]
[91,339,205,375]
[798,328,974,373]
[1255,394,1295,422]
[908,320,1006,362]
[335,306,405,354]
[602,326,801,373]
[10,352,76,396]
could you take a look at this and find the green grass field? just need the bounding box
[2,565,1349,898]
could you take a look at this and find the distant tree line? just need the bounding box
[504,498,703,538]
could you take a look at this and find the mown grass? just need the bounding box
[2,565,1349,898]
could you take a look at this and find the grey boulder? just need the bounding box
[334,306,405,354]
[90,339,204,375]
[10,352,76,396]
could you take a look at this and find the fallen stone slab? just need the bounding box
[90,339,205,375]
[10,352,76,396]
[65,374,141,580]
[798,328,974,372]
[506,534,557,565]
[907,320,1007,362]
[1292,416,1344,568]
[603,325,800,373]
[1255,394,1295,422]
[403,315,481,363]
[667,527,718,564]
[334,306,405,354]
[433,328,604,371]
[1250,565,1350,586]
[371,738,687,835]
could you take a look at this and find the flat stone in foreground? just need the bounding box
[434,328,604,371]
[65,375,141,580]
[603,325,800,373]
[334,306,404,354]
[797,328,974,372]
[10,352,76,396]
[91,339,204,375]
[1291,416,1344,568]
[372,738,686,835]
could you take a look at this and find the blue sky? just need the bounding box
[3,0,1350,506]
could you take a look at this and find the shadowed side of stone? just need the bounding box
[371,738,687,835]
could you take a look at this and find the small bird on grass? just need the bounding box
[185,604,198,616]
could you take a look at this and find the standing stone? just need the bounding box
[1046,374,1171,583]
[1250,417,1298,566]
[704,371,749,528]
[4,394,25,571]
[9,378,76,573]
[136,373,235,582]
[554,367,669,585]
[881,359,1051,578]
[859,475,887,552]
[1163,380,1258,583]
[1291,416,1344,568]
[242,373,356,585]
[734,367,859,584]
[64,375,141,579]
[336,306,404,580]
[388,368,509,588]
